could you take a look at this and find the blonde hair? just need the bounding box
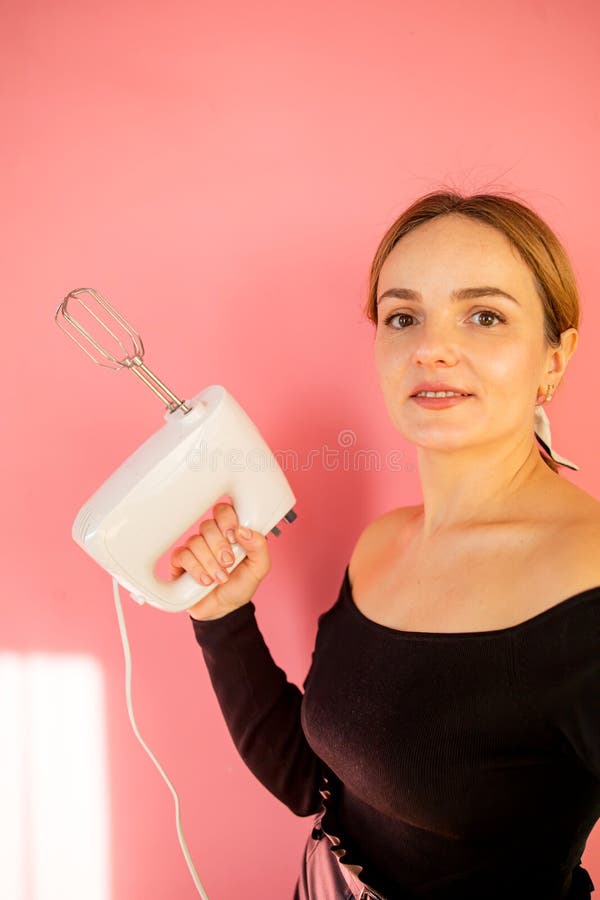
[364,191,580,474]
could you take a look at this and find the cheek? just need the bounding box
[374,357,403,399]
[374,333,404,377]
[482,344,538,391]
[374,328,541,394]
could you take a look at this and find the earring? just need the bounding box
[537,383,555,404]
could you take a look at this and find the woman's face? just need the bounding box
[374,213,576,455]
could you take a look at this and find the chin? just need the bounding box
[396,423,479,451]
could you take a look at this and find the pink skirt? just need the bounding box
[293,809,386,900]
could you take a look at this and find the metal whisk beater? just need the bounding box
[55,288,192,414]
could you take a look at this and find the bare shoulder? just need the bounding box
[542,481,600,591]
[348,505,421,583]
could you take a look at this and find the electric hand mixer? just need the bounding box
[54,287,298,898]
[55,287,298,613]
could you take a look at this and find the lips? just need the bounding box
[410,383,473,396]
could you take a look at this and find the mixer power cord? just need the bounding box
[112,576,210,899]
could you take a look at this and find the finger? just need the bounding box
[169,557,185,578]
[169,546,185,577]
[186,531,231,584]
[197,518,236,571]
[173,545,215,586]
[213,501,240,546]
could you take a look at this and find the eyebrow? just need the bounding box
[376,286,520,306]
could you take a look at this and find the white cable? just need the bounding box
[112,576,210,899]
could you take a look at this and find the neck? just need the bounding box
[414,433,554,540]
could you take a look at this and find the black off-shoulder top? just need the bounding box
[191,564,599,899]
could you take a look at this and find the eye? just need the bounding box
[382,309,506,330]
[383,312,415,329]
[470,309,506,327]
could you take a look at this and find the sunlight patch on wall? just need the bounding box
[0,653,110,900]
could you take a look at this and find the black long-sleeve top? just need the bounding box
[190,564,599,899]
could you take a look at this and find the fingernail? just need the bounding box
[238,526,252,539]
[215,568,228,583]
[226,529,236,544]
[221,549,234,566]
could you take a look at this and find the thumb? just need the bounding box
[235,525,270,575]
[236,524,257,546]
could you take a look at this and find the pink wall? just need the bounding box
[2,0,599,896]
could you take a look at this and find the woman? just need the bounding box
[172,192,600,899]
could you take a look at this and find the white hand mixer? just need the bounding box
[55,287,297,613]
[55,288,298,898]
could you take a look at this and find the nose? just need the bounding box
[410,316,459,367]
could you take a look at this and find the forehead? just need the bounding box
[378,213,535,297]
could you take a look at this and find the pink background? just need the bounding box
[2,0,599,897]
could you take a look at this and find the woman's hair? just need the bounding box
[364,190,581,474]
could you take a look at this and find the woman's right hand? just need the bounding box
[169,501,272,621]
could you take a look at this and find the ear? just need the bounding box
[546,327,578,378]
